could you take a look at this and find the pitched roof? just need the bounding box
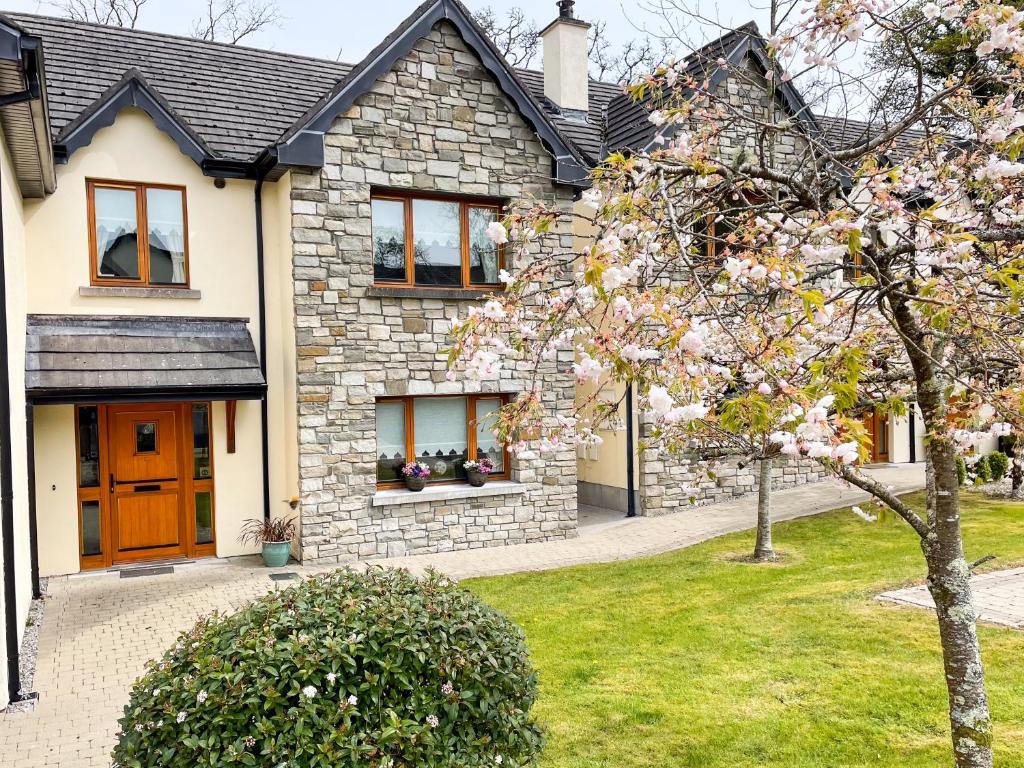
[814,114,931,161]
[4,11,352,165]
[604,22,821,155]
[5,7,618,178]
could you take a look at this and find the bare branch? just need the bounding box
[189,0,281,45]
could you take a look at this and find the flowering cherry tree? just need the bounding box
[449,1,1024,765]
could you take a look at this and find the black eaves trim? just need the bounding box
[26,384,267,405]
[54,68,213,169]
[275,0,590,187]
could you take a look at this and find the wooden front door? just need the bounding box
[863,407,890,464]
[108,404,187,563]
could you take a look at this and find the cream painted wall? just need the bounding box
[261,173,300,543]
[23,106,287,571]
[33,405,78,578]
[23,108,259,326]
[0,126,32,706]
[211,399,262,558]
[571,200,639,496]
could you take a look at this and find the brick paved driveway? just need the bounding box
[880,566,1024,629]
[0,465,927,767]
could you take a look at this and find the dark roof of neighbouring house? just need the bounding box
[604,22,822,154]
[25,315,266,403]
[814,114,932,160]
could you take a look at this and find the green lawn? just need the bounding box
[467,492,1024,768]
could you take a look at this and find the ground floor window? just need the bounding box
[74,402,216,569]
[375,395,508,487]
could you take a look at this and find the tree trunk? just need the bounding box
[753,457,775,561]
[1008,437,1024,499]
[925,441,993,768]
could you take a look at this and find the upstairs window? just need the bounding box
[88,180,188,287]
[372,192,503,288]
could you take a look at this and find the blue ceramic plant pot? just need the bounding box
[262,541,291,568]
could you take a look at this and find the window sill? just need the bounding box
[372,480,527,508]
[79,286,202,299]
[367,285,501,301]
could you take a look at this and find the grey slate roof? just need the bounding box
[815,114,931,160]
[26,315,266,402]
[5,11,353,163]
[3,10,620,167]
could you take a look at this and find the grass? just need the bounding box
[467,492,1024,768]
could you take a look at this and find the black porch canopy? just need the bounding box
[25,314,267,404]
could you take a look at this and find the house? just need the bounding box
[0,0,940,707]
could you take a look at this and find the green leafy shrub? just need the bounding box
[956,456,968,486]
[113,568,543,768]
[975,455,993,483]
[987,451,1010,481]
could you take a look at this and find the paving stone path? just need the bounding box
[879,566,1024,629]
[0,465,928,767]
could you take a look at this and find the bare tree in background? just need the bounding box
[49,0,148,26]
[473,5,666,84]
[473,6,540,67]
[588,18,670,85]
[190,0,281,44]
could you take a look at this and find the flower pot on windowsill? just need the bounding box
[261,541,291,568]
[467,469,488,487]
[405,476,427,492]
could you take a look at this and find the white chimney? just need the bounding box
[539,0,590,117]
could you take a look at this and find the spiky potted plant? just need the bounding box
[238,516,297,567]
[463,457,496,487]
[401,461,431,491]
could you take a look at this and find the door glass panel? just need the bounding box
[192,404,211,479]
[77,406,100,488]
[146,188,186,285]
[81,500,101,556]
[474,398,504,472]
[195,491,213,545]
[94,186,140,279]
[468,207,501,284]
[376,401,406,482]
[372,198,407,282]
[413,199,461,286]
[414,397,467,482]
[135,422,157,454]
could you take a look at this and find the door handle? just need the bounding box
[109,473,114,494]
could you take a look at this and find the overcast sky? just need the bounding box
[0,0,774,68]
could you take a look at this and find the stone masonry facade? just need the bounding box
[638,449,829,516]
[290,22,578,564]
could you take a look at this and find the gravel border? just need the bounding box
[3,578,47,714]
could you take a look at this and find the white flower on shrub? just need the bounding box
[426,714,440,728]
[347,694,358,706]
[326,672,337,684]
[301,685,317,699]
[196,690,208,704]
[176,712,187,723]
[441,682,454,696]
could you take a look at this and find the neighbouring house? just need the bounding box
[0,0,948,707]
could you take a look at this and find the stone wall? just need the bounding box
[289,21,578,564]
[638,445,829,516]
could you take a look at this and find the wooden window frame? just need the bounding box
[371,190,505,290]
[87,178,190,288]
[375,394,511,489]
[74,402,215,570]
